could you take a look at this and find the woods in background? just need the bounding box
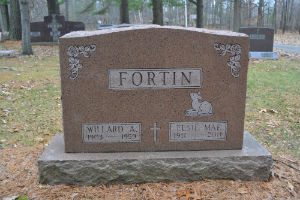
[0,0,299,56]
[1,0,299,33]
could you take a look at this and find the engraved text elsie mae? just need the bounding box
[169,122,227,142]
[109,68,202,90]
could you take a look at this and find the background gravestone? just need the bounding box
[30,15,85,42]
[239,27,278,59]
[239,27,274,52]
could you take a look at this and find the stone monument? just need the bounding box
[30,15,85,43]
[38,25,272,185]
[239,27,278,59]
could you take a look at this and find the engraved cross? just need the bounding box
[150,122,160,143]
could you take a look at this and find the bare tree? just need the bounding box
[299,2,300,34]
[65,0,69,20]
[152,0,163,25]
[248,0,252,26]
[288,0,294,29]
[273,0,277,33]
[219,0,224,28]
[120,0,129,23]
[9,0,22,40]
[282,0,287,34]
[189,0,203,28]
[226,0,233,30]
[19,0,32,55]
[233,0,239,32]
[47,0,59,15]
[257,0,264,27]
[0,0,9,32]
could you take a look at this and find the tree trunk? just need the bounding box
[120,0,129,23]
[219,0,223,28]
[19,0,32,55]
[273,0,277,33]
[212,0,217,28]
[65,0,69,20]
[152,0,163,25]
[226,0,231,29]
[267,6,269,25]
[188,0,203,28]
[248,0,252,26]
[282,0,287,34]
[238,0,241,29]
[47,0,60,15]
[280,0,284,29]
[9,0,22,40]
[204,0,209,27]
[288,0,294,29]
[196,0,203,28]
[233,0,239,32]
[299,3,300,34]
[257,0,264,27]
[138,10,143,24]
[0,4,9,32]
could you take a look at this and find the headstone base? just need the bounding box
[38,132,272,185]
[249,51,279,59]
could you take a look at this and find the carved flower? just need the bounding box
[90,45,96,51]
[214,43,242,78]
[66,44,96,80]
[68,57,79,68]
[82,47,90,57]
[230,44,242,55]
[78,46,85,53]
[67,46,79,57]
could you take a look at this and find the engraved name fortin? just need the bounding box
[109,68,202,90]
[169,121,227,142]
[82,123,141,143]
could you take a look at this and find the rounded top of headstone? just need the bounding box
[60,25,248,39]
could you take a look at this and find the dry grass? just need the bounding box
[0,40,300,199]
[0,145,299,200]
[274,32,300,46]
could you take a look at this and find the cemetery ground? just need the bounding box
[0,36,299,199]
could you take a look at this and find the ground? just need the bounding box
[0,32,300,199]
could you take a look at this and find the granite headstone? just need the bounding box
[31,14,85,42]
[239,27,278,59]
[59,25,249,153]
[38,25,272,185]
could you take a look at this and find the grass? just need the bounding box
[0,52,62,146]
[245,58,300,157]
[0,43,299,158]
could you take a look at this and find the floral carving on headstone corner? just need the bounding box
[67,45,96,80]
[214,43,242,78]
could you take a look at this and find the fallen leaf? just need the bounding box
[288,182,296,196]
[269,109,278,113]
[34,137,45,143]
[71,193,78,200]
[259,108,278,114]
[237,187,248,194]
[1,90,13,95]
[2,196,19,200]
[8,128,19,133]
[259,109,267,113]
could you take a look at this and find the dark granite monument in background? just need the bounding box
[239,27,278,59]
[30,14,85,42]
